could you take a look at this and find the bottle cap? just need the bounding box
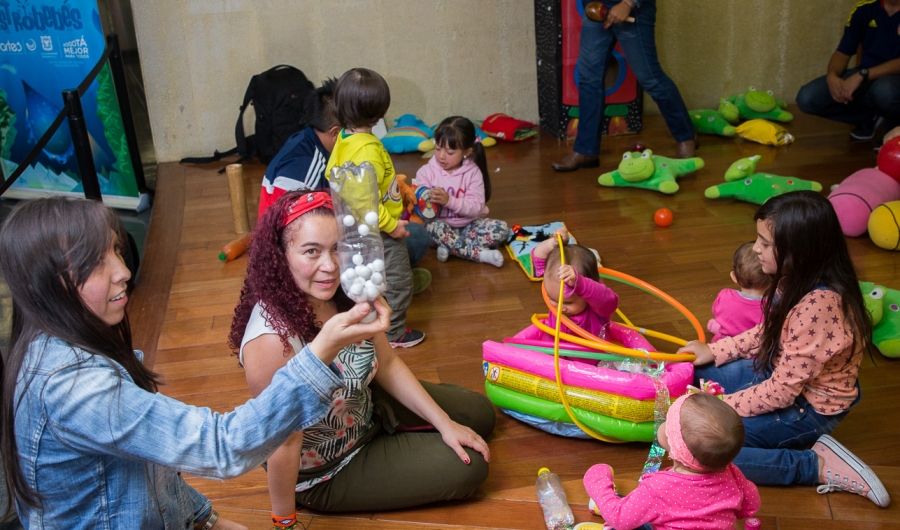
[218,252,227,261]
[744,518,761,529]
[538,467,550,476]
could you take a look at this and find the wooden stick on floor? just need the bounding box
[226,163,251,235]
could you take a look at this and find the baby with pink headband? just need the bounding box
[584,392,761,530]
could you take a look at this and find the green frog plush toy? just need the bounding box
[704,155,821,205]
[860,281,900,358]
[727,87,793,122]
[690,99,740,137]
[598,149,704,195]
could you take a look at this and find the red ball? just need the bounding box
[878,136,900,182]
[654,208,673,227]
[632,142,646,152]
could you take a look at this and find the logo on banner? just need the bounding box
[41,35,52,51]
[0,40,22,53]
[63,36,88,59]
[25,38,36,51]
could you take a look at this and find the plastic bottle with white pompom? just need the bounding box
[329,161,387,322]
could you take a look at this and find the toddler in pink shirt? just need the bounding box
[513,227,618,343]
[584,392,761,530]
[707,241,771,343]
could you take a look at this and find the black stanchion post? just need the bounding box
[63,89,102,201]
[106,33,147,192]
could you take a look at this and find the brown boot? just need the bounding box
[552,152,600,172]
[675,138,697,159]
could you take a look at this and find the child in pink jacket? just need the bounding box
[585,392,761,530]
[707,241,771,342]
[415,116,509,267]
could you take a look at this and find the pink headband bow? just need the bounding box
[282,192,333,227]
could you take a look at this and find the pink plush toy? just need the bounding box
[829,168,900,236]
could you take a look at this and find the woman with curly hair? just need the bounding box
[1,197,388,529]
[228,190,495,527]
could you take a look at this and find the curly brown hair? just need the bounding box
[228,191,352,354]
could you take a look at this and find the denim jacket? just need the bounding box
[14,335,343,529]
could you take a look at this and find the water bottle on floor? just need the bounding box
[536,467,575,530]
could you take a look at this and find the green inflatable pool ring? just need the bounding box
[485,381,655,442]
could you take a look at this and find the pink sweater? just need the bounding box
[414,156,488,227]
[584,463,760,530]
[514,253,618,341]
[710,289,859,417]
[707,289,765,343]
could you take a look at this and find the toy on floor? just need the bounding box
[868,201,900,250]
[828,168,900,237]
[381,114,434,154]
[704,155,821,205]
[735,119,794,146]
[727,87,793,122]
[878,136,900,182]
[484,260,703,442]
[654,208,673,227]
[689,99,739,137]
[481,113,538,142]
[219,233,251,262]
[506,221,578,280]
[598,149,704,194]
[860,281,900,357]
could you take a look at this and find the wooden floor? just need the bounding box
[132,110,900,529]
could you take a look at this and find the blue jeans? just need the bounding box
[796,69,900,132]
[406,222,430,268]
[695,359,857,486]
[574,0,694,157]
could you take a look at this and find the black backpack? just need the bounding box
[181,65,315,168]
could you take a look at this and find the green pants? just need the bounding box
[295,381,496,512]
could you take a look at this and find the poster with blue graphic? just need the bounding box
[0,0,145,210]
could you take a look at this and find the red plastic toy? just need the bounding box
[878,136,900,182]
[654,208,673,227]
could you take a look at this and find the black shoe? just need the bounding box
[850,116,884,141]
[389,328,425,348]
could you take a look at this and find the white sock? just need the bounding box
[478,249,504,267]
[437,246,449,262]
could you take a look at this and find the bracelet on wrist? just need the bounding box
[196,509,218,530]
[273,511,300,529]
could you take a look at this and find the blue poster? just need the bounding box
[0,0,145,210]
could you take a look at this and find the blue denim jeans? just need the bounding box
[574,0,694,157]
[695,359,857,486]
[796,69,900,132]
[405,222,430,268]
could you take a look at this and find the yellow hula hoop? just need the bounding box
[551,234,624,443]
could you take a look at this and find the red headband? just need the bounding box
[282,192,333,227]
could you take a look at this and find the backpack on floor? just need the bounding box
[181,65,315,168]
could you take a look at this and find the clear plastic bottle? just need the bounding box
[535,467,575,530]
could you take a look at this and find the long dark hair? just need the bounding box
[433,116,491,201]
[228,191,353,353]
[0,197,160,508]
[753,191,872,373]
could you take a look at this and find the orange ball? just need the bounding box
[654,208,673,227]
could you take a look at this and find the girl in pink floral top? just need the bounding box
[679,191,890,508]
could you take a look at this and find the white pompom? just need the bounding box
[370,272,384,285]
[352,253,364,265]
[349,283,364,296]
[358,224,370,236]
[371,259,385,272]
[365,211,378,225]
[365,283,380,300]
[356,265,372,279]
[343,268,358,281]
[343,214,355,227]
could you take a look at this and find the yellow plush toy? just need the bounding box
[735,119,794,146]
